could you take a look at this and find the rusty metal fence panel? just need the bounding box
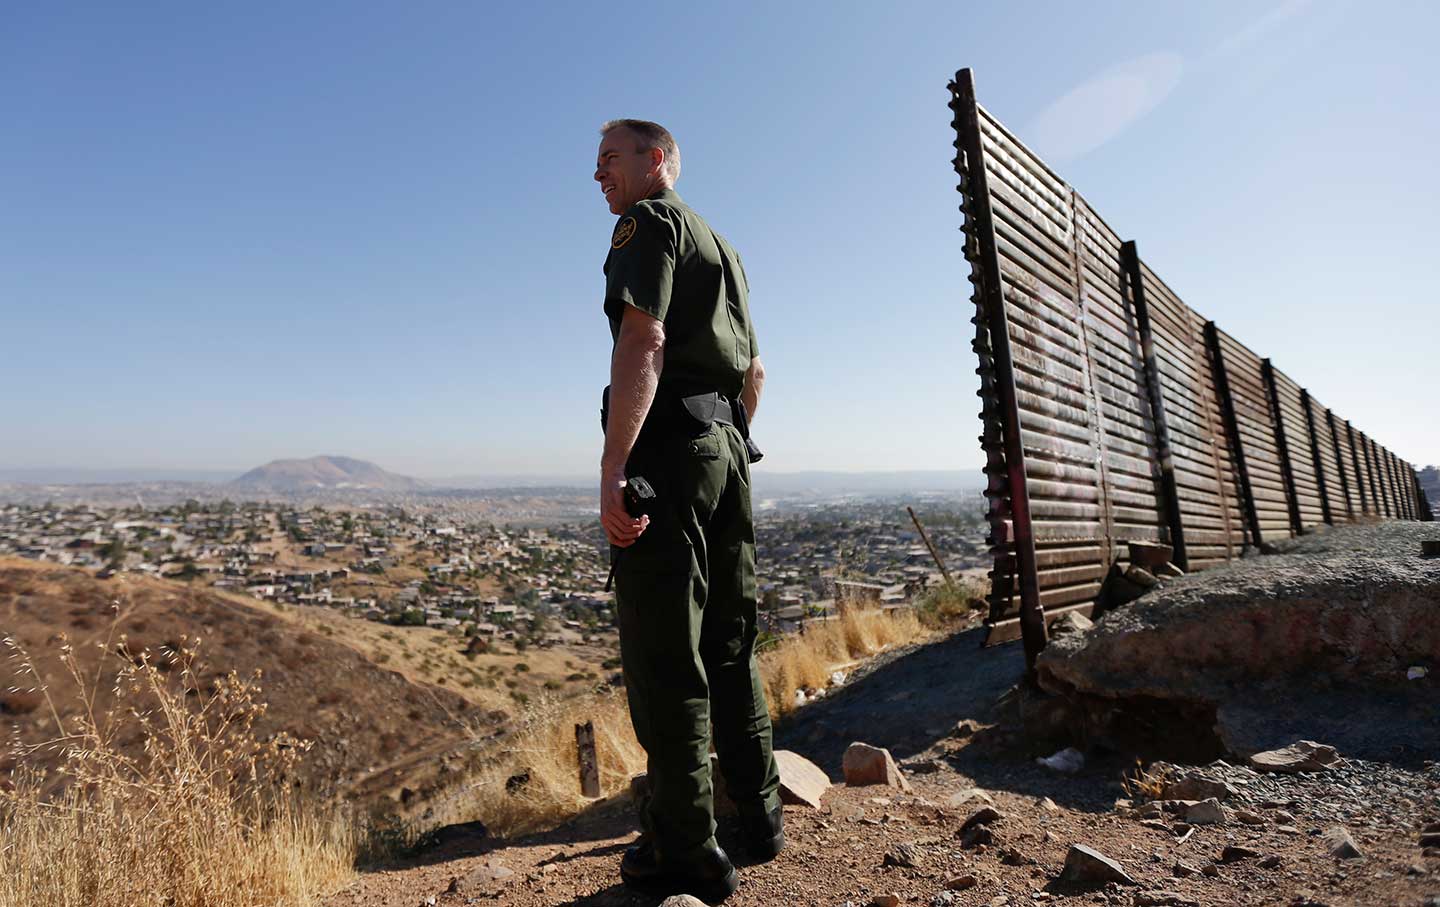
[949,68,1429,658]
[1269,367,1327,529]
[1133,260,1243,569]
[973,98,1111,641]
[1210,329,1293,544]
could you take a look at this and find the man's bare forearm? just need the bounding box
[741,355,765,421]
[602,312,666,473]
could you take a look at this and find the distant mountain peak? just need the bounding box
[230,456,425,493]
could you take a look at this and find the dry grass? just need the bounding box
[427,688,645,839]
[0,555,944,906]
[0,612,356,907]
[911,575,990,629]
[761,605,927,718]
[430,604,930,840]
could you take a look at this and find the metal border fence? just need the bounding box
[948,69,1432,667]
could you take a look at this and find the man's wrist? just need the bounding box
[601,457,627,478]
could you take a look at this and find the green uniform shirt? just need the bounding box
[604,188,758,400]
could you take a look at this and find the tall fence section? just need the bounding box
[948,69,1433,666]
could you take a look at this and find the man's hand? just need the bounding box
[600,306,663,547]
[601,467,649,547]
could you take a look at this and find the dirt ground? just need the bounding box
[321,628,1440,907]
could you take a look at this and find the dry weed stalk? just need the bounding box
[1120,758,1174,802]
[0,600,355,907]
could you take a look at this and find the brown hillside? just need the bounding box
[0,558,497,817]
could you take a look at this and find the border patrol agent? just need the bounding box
[594,119,781,904]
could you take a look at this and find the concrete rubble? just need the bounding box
[1035,522,1440,761]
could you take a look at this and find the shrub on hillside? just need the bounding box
[912,577,988,629]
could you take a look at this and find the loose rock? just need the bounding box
[960,806,1003,832]
[1249,741,1341,774]
[871,896,900,907]
[1134,892,1198,907]
[844,742,912,791]
[1324,826,1364,860]
[1162,774,1237,802]
[1219,845,1259,863]
[1183,798,1226,825]
[959,823,994,849]
[659,897,708,907]
[882,842,921,868]
[1172,862,1199,878]
[445,860,515,897]
[947,787,994,807]
[1259,855,1283,869]
[1059,844,1137,886]
[775,749,831,809]
[944,874,978,890]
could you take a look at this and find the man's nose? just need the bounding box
[594,167,605,182]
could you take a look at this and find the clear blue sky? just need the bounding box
[4,1,1436,479]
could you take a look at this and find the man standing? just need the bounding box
[594,119,781,904]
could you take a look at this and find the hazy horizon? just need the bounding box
[0,460,990,488]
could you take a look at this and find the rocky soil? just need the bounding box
[323,615,1440,906]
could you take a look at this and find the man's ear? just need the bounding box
[651,147,666,175]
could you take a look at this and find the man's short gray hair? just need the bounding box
[601,118,681,184]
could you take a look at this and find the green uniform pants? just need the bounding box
[615,420,781,859]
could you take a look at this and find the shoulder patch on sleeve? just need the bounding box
[611,216,637,250]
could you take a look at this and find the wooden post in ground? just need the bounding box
[576,721,600,798]
[907,506,956,591]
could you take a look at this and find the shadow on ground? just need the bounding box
[773,625,1122,814]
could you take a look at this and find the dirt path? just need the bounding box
[323,629,1440,907]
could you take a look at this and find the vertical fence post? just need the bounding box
[1389,451,1409,519]
[1326,409,1354,519]
[1300,390,1333,525]
[951,68,1045,669]
[1406,460,1419,519]
[1397,457,1412,520]
[1417,471,1435,522]
[1364,437,1388,516]
[1404,460,1418,519]
[1344,423,1366,514]
[1261,360,1303,536]
[1205,322,1263,549]
[1373,440,1390,516]
[1382,451,1400,519]
[1121,241,1187,570]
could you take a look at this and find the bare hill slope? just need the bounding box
[0,558,487,812]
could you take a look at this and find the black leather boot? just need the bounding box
[620,838,739,904]
[739,804,785,861]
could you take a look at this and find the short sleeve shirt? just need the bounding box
[604,189,758,400]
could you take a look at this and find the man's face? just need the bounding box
[595,128,660,216]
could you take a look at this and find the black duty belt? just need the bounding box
[601,387,763,464]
